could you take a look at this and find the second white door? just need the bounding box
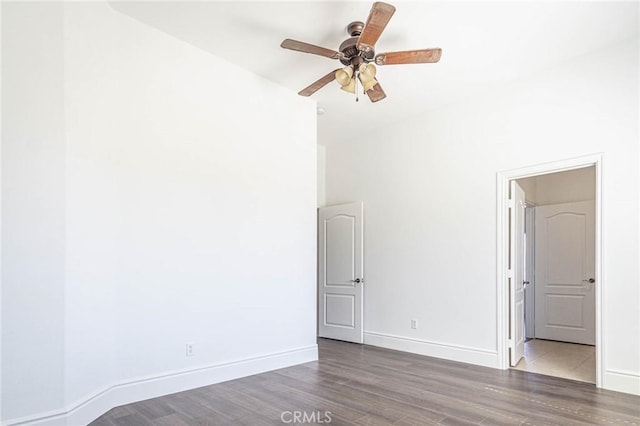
[318,202,364,343]
[534,200,595,345]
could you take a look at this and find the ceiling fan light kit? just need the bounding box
[280,1,442,103]
[340,75,357,94]
[335,66,354,86]
[358,63,378,92]
[359,63,376,80]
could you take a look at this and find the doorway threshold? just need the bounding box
[512,339,595,383]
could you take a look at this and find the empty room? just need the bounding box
[1,1,639,425]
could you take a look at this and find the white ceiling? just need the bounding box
[111,1,639,144]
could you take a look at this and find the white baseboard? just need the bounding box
[604,369,640,396]
[3,345,318,426]
[364,331,499,368]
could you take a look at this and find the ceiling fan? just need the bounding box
[280,1,442,103]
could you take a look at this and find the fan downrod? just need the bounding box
[346,21,365,37]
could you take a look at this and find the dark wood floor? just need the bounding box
[92,339,640,425]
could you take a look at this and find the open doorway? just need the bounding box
[512,167,596,383]
[497,155,603,388]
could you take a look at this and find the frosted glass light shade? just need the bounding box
[335,66,354,86]
[340,77,356,93]
[358,63,377,82]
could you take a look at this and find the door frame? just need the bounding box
[496,153,603,387]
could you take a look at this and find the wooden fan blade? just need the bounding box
[298,69,340,97]
[357,2,396,51]
[375,48,442,65]
[366,82,386,103]
[281,39,343,60]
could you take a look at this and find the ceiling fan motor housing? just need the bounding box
[339,21,375,66]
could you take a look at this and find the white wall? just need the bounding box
[2,2,317,424]
[0,2,3,422]
[1,3,67,418]
[516,177,537,205]
[518,166,595,205]
[317,145,326,207]
[325,38,639,394]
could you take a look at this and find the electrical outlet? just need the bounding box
[411,319,418,330]
[186,342,195,357]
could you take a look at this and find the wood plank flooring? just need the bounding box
[91,339,640,425]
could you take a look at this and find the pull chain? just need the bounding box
[355,73,359,102]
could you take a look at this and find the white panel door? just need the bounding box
[318,202,363,343]
[524,206,536,340]
[509,181,526,367]
[535,201,595,345]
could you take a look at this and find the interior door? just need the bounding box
[524,205,536,340]
[318,202,364,343]
[509,181,526,366]
[535,201,595,345]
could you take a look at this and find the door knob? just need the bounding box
[350,278,363,284]
[581,278,595,290]
[523,281,530,288]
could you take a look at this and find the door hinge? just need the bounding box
[508,198,515,209]
[507,269,514,279]
[508,338,514,349]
